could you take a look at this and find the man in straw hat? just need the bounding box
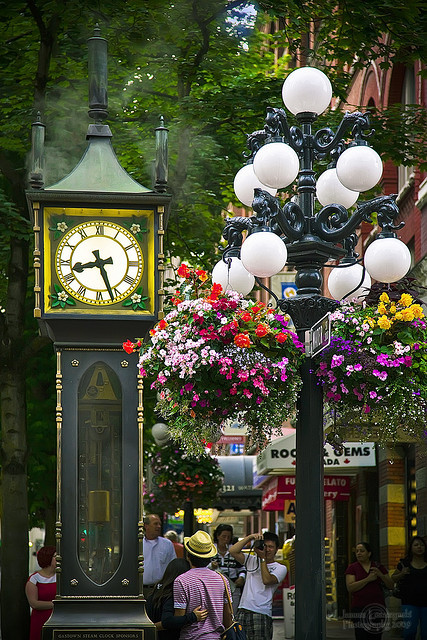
[174,530,233,639]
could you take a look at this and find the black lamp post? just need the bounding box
[214,67,410,639]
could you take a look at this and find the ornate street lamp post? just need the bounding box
[214,67,410,639]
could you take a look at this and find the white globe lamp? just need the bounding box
[253,142,299,189]
[364,237,411,283]
[316,168,359,208]
[282,67,332,116]
[212,257,255,295]
[233,164,277,207]
[240,231,287,278]
[336,145,383,192]
[152,422,170,446]
[327,263,371,301]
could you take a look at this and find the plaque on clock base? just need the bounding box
[42,598,156,640]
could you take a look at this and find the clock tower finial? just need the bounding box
[87,23,108,122]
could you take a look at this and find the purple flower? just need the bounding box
[331,354,345,368]
[372,369,388,381]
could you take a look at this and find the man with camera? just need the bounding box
[230,532,287,640]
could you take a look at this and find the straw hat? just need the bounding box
[183,531,216,559]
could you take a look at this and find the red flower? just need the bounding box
[157,319,168,330]
[234,333,251,348]
[177,263,190,278]
[241,312,252,323]
[206,283,223,301]
[255,324,268,337]
[196,269,208,282]
[276,333,288,343]
[251,303,265,314]
[123,340,135,354]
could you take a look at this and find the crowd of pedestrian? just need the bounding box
[25,523,427,640]
[142,519,286,640]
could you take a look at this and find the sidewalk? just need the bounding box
[272,618,398,639]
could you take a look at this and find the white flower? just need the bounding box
[58,291,68,301]
[130,223,141,234]
[57,222,68,232]
[131,293,142,303]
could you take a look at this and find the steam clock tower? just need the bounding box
[26,26,169,639]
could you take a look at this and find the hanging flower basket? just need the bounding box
[124,265,305,454]
[144,447,224,513]
[317,291,427,445]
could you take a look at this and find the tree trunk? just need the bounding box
[0,235,30,640]
[1,371,30,640]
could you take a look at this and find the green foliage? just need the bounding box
[258,0,427,88]
[27,341,57,530]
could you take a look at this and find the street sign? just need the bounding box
[304,312,331,357]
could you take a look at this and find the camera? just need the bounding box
[254,539,264,551]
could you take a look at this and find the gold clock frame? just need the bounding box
[41,206,156,316]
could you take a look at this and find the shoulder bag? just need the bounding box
[217,572,247,640]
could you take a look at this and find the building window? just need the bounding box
[398,67,416,194]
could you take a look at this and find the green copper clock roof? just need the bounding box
[46,124,150,193]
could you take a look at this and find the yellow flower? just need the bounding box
[379,292,390,303]
[367,317,376,328]
[390,305,397,314]
[377,303,387,315]
[399,293,413,307]
[410,304,425,319]
[395,312,403,321]
[377,315,392,330]
[401,308,414,322]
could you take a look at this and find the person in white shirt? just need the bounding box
[143,514,176,598]
[230,532,287,640]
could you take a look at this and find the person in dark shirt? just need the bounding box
[345,541,393,640]
[392,536,427,640]
[146,558,207,639]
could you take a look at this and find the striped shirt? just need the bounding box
[174,567,230,640]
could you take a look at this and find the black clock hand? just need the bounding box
[73,250,115,301]
[94,251,115,301]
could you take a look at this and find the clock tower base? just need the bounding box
[42,598,156,640]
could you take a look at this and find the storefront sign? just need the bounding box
[262,475,351,510]
[284,500,296,523]
[257,433,376,476]
[217,435,245,444]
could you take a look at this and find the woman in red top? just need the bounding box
[25,546,57,640]
[345,541,393,640]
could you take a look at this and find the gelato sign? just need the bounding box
[257,433,375,476]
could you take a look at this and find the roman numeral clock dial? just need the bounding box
[55,221,143,306]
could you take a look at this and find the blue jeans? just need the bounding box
[402,605,427,640]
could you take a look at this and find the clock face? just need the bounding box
[55,220,144,306]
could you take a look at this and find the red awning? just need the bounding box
[262,475,351,510]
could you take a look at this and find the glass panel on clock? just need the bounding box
[77,362,122,584]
